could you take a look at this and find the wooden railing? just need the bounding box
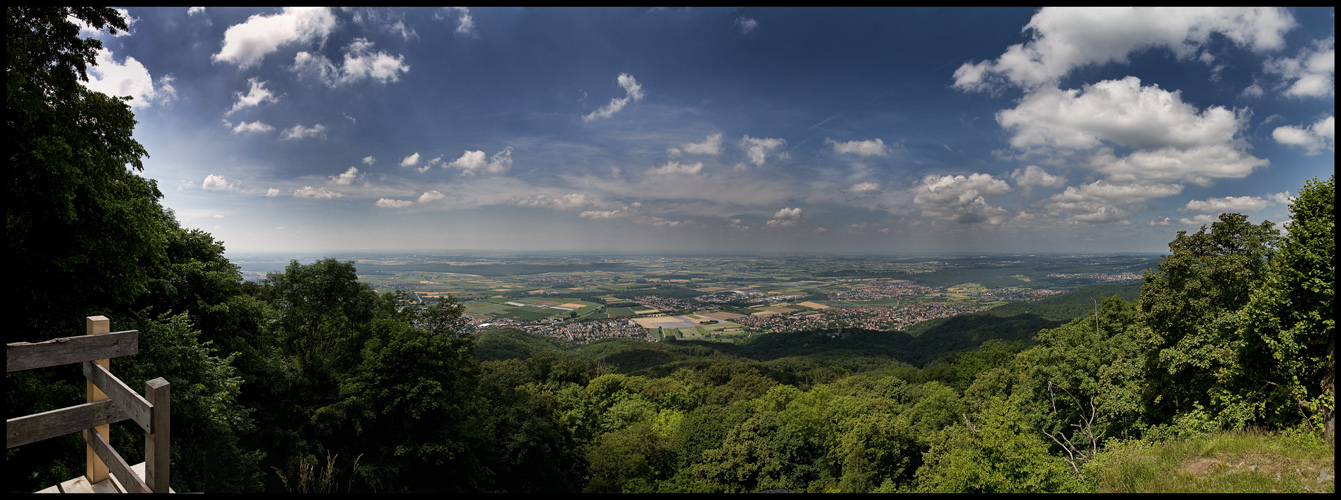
[6,316,170,493]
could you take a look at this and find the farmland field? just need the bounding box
[304,252,1159,344]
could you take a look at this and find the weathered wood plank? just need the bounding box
[59,476,94,494]
[145,377,171,493]
[6,399,131,449]
[6,330,139,372]
[86,316,111,485]
[90,477,123,493]
[83,361,153,433]
[110,461,175,493]
[85,428,149,494]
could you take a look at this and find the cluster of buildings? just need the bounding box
[975,287,1066,302]
[530,318,653,344]
[626,295,709,313]
[732,302,986,333]
[827,279,935,301]
[1045,272,1143,283]
[468,316,652,344]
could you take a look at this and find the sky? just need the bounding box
[78,7,1334,255]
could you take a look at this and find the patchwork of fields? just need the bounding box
[338,254,1157,344]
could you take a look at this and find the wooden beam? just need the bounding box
[86,316,110,485]
[6,330,139,372]
[84,428,149,494]
[145,377,171,494]
[82,361,153,433]
[5,400,131,449]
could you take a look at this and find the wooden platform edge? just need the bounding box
[34,462,175,493]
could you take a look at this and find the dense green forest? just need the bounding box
[7,8,1334,493]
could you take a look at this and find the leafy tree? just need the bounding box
[915,396,1080,493]
[1012,296,1145,469]
[834,412,918,492]
[668,403,753,471]
[1231,176,1334,436]
[1137,212,1280,424]
[331,306,492,493]
[7,6,162,344]
[689,411,825,493]
[7,8,263,493]
[584,423,671,493]
[112,313,264,493]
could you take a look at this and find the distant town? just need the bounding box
[224,253,1156,344]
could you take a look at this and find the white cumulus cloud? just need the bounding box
[999,76,1244,152]
[438,7,477,37]
[202,174,233,191]
[669,133,724,156]
[227,77,278,115]
[1009,165,1067,192]
[229,120,274,135]
[741,135,786,167]
[773,207,803,220]
[1273,115,1335,155]
[281,123,326,140]
[266,188,280,197]
[447,148,513,175]
[912,173,1013,224]
[293,186,341,199]
[291,38,410,87]
[579,210,622,219]
[212,7,337,70]
[1264,36,1335,98]
[329,167,359,185]
[1181,195,1275,213]
[375,198,413,208]
[841,182,882,194]
[953,7,1295,92]
[1046,180,1183,224]
[1180,214,1220,225]
[998,76,1266,186]
[583,73,644,122]
[418,190,445,203]
[400,152,420,167]
[827,138,890,156]
[83,48,175,110]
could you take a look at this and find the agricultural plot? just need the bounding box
[495,307,558,322]
[466,303,512,315]
[605,308,638,318]
[662,320,746,342]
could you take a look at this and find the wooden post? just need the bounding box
[145,378,170,493]
[85,316,110,484]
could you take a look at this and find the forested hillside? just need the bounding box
[7,8,1333,493]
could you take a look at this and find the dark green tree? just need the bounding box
[1231,176,1334,437]
[1012,296,1145,471]
[328,305,493,492]
[914,396,1080,493]
[1137,212,1280,424]
[7,7,262,493]
[7,6,162,344]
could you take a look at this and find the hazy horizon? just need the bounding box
[82,7,1333,255]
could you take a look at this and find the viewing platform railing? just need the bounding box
[7,316,172,493]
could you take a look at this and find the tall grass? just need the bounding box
[1086,428,1334,493]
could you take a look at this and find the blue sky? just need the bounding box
[80,7,1333,255]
